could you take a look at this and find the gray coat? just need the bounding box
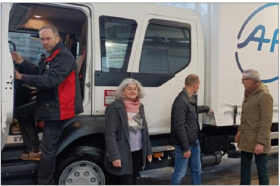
[104,99,152,176]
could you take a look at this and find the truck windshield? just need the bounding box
[8,32,46,65]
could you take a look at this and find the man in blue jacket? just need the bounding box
[12,25,83,184]
[170,74,213,185]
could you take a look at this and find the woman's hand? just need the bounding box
[112,159,121,167]
[147,155,152,162]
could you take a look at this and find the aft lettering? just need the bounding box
[237,25,278,53]
[270,29,279,52]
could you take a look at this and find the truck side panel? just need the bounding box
[204,3,278,126]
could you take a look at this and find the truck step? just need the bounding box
[2,160,38,175]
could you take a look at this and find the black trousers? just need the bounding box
[17,101,66,185]
[37,120,65,185]
[240,150,269,185]
[14,82,33,118]
[114,150,143,185]
[17,102,40,152]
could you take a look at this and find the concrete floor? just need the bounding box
[138,153,278,185]
[2,153,277,185]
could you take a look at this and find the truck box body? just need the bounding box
[202,3,279,127]
[165,3,279,127]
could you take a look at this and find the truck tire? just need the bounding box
[55,146,109,185]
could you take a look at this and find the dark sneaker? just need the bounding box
[20,152,41,161]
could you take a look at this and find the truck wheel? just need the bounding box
[56,146,107,185]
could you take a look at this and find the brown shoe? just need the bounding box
[20,152,41,161]
[12,123,20,133]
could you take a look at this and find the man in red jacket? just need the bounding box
[12,25,83,184]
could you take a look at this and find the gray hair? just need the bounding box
[243,69,260,83]
[115,78,145,100]
[39,25,59,37]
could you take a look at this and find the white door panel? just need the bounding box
[1,3,14,150]
[132,14,199,135]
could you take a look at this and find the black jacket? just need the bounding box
[171,88,209,152]
[104,99,152,176]
[18,42,83,121]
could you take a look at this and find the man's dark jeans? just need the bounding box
[17,102,40,153]
[17,102,66,184]
[240,150,269,185]
[38,120,65,185]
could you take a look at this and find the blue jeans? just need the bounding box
[171,140,201,185]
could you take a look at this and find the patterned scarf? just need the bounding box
[244,83,260,98]
[123,99,144,133]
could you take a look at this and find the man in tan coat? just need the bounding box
[235,69,273,185]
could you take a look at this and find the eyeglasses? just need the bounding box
[242,78,250,83]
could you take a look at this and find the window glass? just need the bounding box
[140,23,191,74]
[99,16,137,72]
[8,32,46,65]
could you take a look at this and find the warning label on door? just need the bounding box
[104,90,116,106]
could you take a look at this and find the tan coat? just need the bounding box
[238,83,273,153]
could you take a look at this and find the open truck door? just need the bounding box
[1,3,97,184]
[1,3,14,150]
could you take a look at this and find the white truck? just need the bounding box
[1,2,278,185]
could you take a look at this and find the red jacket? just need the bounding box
[18,42,83,121]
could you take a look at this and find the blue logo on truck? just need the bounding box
[235,3,278,83]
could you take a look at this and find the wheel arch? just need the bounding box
[56,115,106,155]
